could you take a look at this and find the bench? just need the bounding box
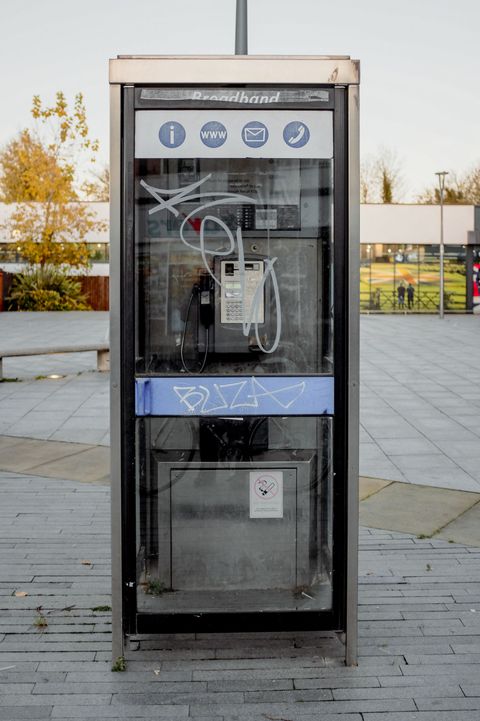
[0,345,109,380]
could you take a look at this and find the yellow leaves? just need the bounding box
[25,90,98,157]
[0,90,104,273]
[31,95,41,119]
[0,130,77,204]
[3,200,99,270]
[14,238,91,270]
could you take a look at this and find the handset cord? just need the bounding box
[180,286,209,374]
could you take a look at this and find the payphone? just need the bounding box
[180,257,267,370]
[110,56,359,665]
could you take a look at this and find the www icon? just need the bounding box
[200,121,228,148]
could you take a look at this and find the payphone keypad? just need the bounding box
[220,260,265,325]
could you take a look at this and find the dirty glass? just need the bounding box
[132,106,335,619]
[134,157,333,375]
[136,416,333,614]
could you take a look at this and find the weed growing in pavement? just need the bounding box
[144,578,167,596]
[33,607,48,630]
[112,656,126,672]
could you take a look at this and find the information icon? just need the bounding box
[283,121,310,148]
[159,121,186,148]
[242,121,269,148]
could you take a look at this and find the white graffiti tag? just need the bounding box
[173,377,305,415]
[140,175,282,353]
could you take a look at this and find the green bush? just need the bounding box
[8,269,91,311]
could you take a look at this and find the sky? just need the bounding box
[1,0,479,200]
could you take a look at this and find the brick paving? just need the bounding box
[2,471,480,720]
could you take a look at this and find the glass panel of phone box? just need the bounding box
[135,157,334,615]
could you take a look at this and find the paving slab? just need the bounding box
[436,500,480,546]
[361,314,480,491]
[360,481,480,538]
[0,437,97,474]
[359,477,392,501]
[27,445,110,483]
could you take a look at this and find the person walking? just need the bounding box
[407,282,415,310]
[397,282,406,310]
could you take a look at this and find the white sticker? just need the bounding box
[249,471,283,519]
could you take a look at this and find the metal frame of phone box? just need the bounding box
[110,55,360,666]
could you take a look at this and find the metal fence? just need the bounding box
[360,288,466,313]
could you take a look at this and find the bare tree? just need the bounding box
[360,158,375,203]
[458,165,480,204]
[417,166,480,205]
[82,166,109,202]
[360,148,404,203]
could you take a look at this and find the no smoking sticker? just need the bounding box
[249,471,283,518]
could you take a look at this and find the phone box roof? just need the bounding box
[109,55,360,86]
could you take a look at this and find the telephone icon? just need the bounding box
[283,121,310,148]
[288,124,306,145]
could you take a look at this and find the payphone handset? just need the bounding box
[220,260,265,325]
[198,273,214,329]
[180,258,267,371]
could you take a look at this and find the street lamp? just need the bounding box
[435,171,449,319]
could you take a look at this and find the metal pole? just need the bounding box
[235,0,248,55]
[368,245,372,309]
[435,171,449,319]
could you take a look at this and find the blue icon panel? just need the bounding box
[283,121,310,148]
[242,121,269,148]
[200,121,228,148]
[159,121,186,148]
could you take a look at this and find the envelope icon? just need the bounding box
[244,126,266,143]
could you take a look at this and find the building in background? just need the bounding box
[0,202,479,312]
[360,204,480,313]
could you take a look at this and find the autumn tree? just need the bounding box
[0,92,106,269]
[0,92,107,309]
